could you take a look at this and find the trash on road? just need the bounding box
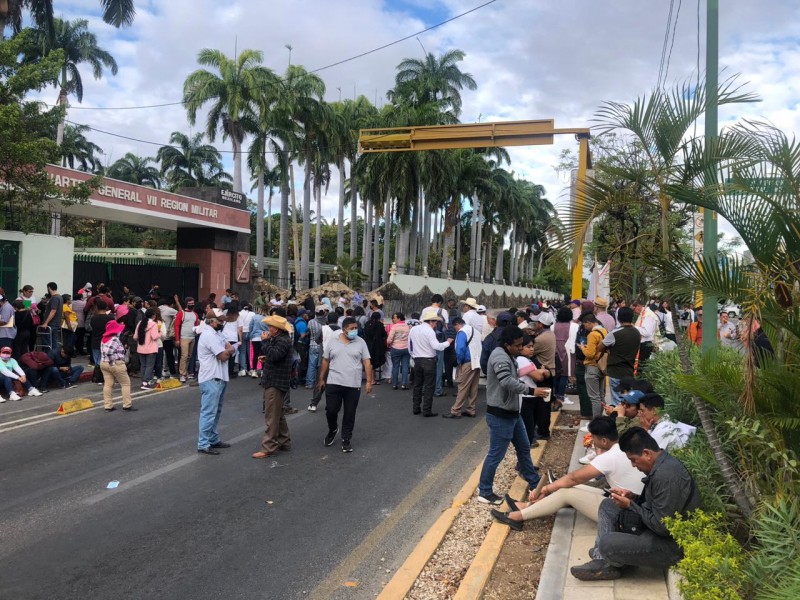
[107,481,120,489]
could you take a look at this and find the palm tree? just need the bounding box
[394,49,477,118]
[60,123,103,171]
[1,0,135,40]
[183,48,277,194]
[107,153,161,188]
[26,18,118,145]
[156,131,230,190]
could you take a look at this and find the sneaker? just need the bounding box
[477,493,503,505]
[0,395,6,403]
[342,441,353,453]
[570,559,622,581]
[579,449,597,465]
[9,391,22,401]
[249,370,258,378]
[307,404,317,413]
[141,383,151,390]
[239,369,247,377]
[324,427,339,447]
[63,382,76,389]
[179,376,187,383]
[28,387,43,397]
[562,398,575,405]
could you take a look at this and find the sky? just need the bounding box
[33,0,800,246]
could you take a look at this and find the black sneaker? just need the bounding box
[324,427,339,447]
[477,493,503,505]
[342,441,353,453]
[570,559,622,581]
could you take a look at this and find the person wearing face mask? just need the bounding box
[196,313,236,455]
[316,317,373,453]
[0,346,44,401]
[175,297,200,383]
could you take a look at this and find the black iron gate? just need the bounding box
[74,256,199,300]
[0,240,20,295]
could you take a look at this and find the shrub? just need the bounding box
[665,510,748,600]
[673,432,734,517]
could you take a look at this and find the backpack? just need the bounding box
[680,310,691,321]
[289,350,301,389]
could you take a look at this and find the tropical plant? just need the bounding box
[183,48,277,193]
[107,152,160,188]
[25,17,118,145]
[60,123,103,171]
[156,131,231,190]
[1,0,135,40]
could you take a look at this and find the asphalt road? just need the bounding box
[0,376,487,600]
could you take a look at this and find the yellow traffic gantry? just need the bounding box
[358,120,592,299]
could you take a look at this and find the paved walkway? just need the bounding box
[535,400,671,600]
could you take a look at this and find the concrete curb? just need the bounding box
[375,457,483,600]
[452,410,559,599]
[535,419,589,600]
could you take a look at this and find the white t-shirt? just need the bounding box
[197,329,229,383]
[238,309,254,333]
[589,443,645,494]
[222,319,240,343]
[323,334,370,388]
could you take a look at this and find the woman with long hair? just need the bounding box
[553,305,578,410]
[152,306,167,380]
[134,308,161,390]
[363,312,387,383]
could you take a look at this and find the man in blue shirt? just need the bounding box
[295,309,310,381]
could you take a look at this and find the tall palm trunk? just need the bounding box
[494,229,504,281]
[470,196,479,278]
[408,195,419,275]
[337,158,346,259]
[349,163,358,260]
[421,195,431,272]
[56,85,67,146]
[232,135,243,193]
[455,218,461,277]
[475,206,484,280]
[267,185,274,258]
[371,207,380,285]
[289,163,301,289]
[301,149,312,287]
[256,169,265,276]
[382,193,393,284]
[279,161,290,284]
[362,200,372,283]
[314,180,322,288]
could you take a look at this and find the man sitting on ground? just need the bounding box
[570,427,701,581]
[491,416,644,530]
[637,392,696,451]
[48,346,84,388]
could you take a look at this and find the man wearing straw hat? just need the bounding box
[252,314,294,459]
[461,297,484,337]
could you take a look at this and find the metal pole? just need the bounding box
[571,135,590,299]
[701,0,719,354]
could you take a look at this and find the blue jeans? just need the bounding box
[52,366,84,386]
[238,341,249,372]
[306,346,320,387]
[391,348,410,386]
[434,350,444,394]
[92,348,101,366]
[555,375,568,400]
[608,377,623,406]
[198,379,227,450]
[1,375,32,394]
[479,413,541,497]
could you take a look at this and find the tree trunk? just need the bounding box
[455,217,461,278]
[56,87,67,146]
[349,162,358,260]
[421,194,431,272]
[314,180,322,288]
[337,158,345,260]
[256,169,265,276]
[301,149,312,287]
[537,251,544,274]
[484,230,492,281]
[363,200,372,284]
[232,135,243,193]
[372,205,380,285]
[278,151,290,284]
[289,163,301,289]
[382,193,393,284]
[670,310,753,518]
[267,185,274,258]
[476,205,484,279]
[470,197,478,278]
[494,229,504,281]
[408,194,419,275]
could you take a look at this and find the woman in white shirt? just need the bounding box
[516,334,553,447]
[657,300,676,342]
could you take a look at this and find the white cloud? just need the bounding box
[37,0,800,229]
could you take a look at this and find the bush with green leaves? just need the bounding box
[665,510,748,600]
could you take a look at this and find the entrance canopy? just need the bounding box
[46,165,250,233]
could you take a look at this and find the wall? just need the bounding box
[176,247,231,301]
[0,231,74,297]
[388,273,563,302]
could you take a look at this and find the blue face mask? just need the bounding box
[346,329,358,340]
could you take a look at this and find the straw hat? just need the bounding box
[462,297,480,310]
[421,309,443,322]
[263,314,291,332]
[594,297,609,308]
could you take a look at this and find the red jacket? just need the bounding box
[19,351,54,370]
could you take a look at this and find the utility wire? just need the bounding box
[662,0,682,86]
[46,0,498,112]
[656,0,675,89]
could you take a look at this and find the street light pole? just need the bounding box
[701,0,719,354]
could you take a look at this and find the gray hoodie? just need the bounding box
[486,346,528,418]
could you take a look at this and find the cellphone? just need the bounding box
[603,489,612,497]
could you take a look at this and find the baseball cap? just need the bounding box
[0,346,12,356]
[621,390,646,405]
[477,305,486,313]
[315,305,327,314]
[537,312,555,327]
[0,294,5,302]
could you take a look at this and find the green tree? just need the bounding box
[183,48,277,194]
[59,122,103,171]
[107,152,160,188]
[156,131,230,190]
[1,0,135,40]
[25,17,118,145]
[0,31,95,231]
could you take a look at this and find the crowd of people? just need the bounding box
[0,282,749,581]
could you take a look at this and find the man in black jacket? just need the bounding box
[252,315,294,459]
[570,427,702,581]
[479,311,514,374]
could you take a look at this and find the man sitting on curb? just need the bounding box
[490,417,644,530]
[570,427,702,581]
[637,392,696,452]
[48,346,84,388]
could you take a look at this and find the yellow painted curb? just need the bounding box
[453,410,560,600]
[377,459,484,600]
[55,398,94,414]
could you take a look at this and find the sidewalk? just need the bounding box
[535,400,671,600]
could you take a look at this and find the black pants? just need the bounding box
[325,384,361,442]
[163,338,177,375]
[74,327,87,355]
[520,393,552,444]
[638,342,654,373]
[412,357,437,414]
[295,343,309,380]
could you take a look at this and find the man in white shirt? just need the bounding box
[408,309,453,416]
[159,298,179,378]
[491,416,644,529]
[196,314,235,455]
[461,297,484,336]
[631,300,658,369]
[237,304,255,376]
